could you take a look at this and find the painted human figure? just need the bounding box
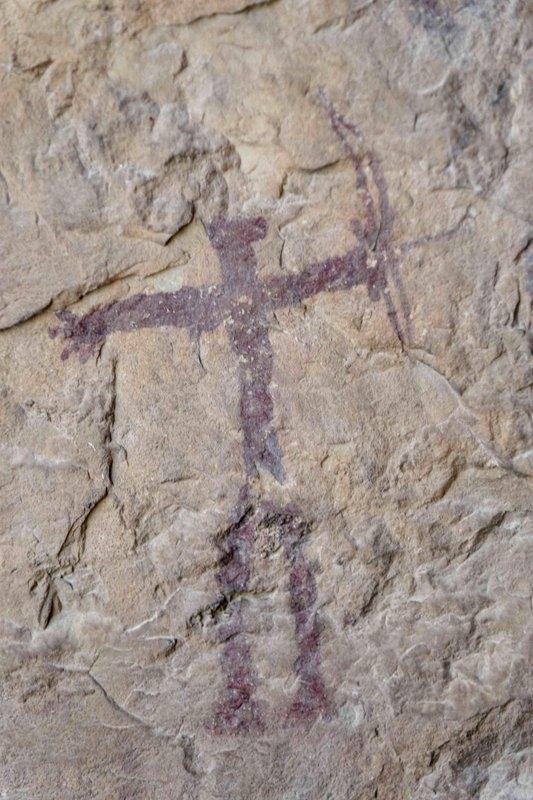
[51,97,458,733]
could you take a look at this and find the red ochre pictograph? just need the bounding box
[51,94,462,734]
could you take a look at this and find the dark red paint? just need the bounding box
[50,105,418,480]
[204,216,285,482]
[281,520,331,723]
[51,99,461,733]
[212,508,264,734]
[212,505,330,733]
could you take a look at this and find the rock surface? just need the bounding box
[1,1,532,798]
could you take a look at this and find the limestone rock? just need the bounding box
[1,1,532,798]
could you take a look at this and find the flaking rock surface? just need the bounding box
[1,1,532,798]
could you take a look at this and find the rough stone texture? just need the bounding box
[1,1,532,798]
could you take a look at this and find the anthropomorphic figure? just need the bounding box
[51,96,459,733]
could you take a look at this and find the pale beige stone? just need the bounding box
[0,1,532,798]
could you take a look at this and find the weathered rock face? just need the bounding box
[1,1,532,798]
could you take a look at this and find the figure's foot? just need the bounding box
[285,678,332,726]
[212,637,265,735]
[213,694,265,735]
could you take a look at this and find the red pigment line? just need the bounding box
[331,107,408,342]
[214,635,264,735]
[276,513,331,725]
[232,314,285,482]
[204,216,267,288]
[205,216,285,483]
[262,248,368,310]
[399,224,461,252]
[326,106,379,247]
[286,555,331,724]
[48,101,461,735]
[213,510,264,734]
[49,286,228,361]
[50,101,416,366]
[318,90,412,345]
[335,111,395,246]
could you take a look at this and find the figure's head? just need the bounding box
[203,215,268,284]
[204,216,267,252]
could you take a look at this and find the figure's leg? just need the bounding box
[213,511,264,734]
[279,515,331,724]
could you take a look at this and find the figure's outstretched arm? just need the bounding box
[262,248,369,312]
[49,286,226,360]
[265,93,407,344]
